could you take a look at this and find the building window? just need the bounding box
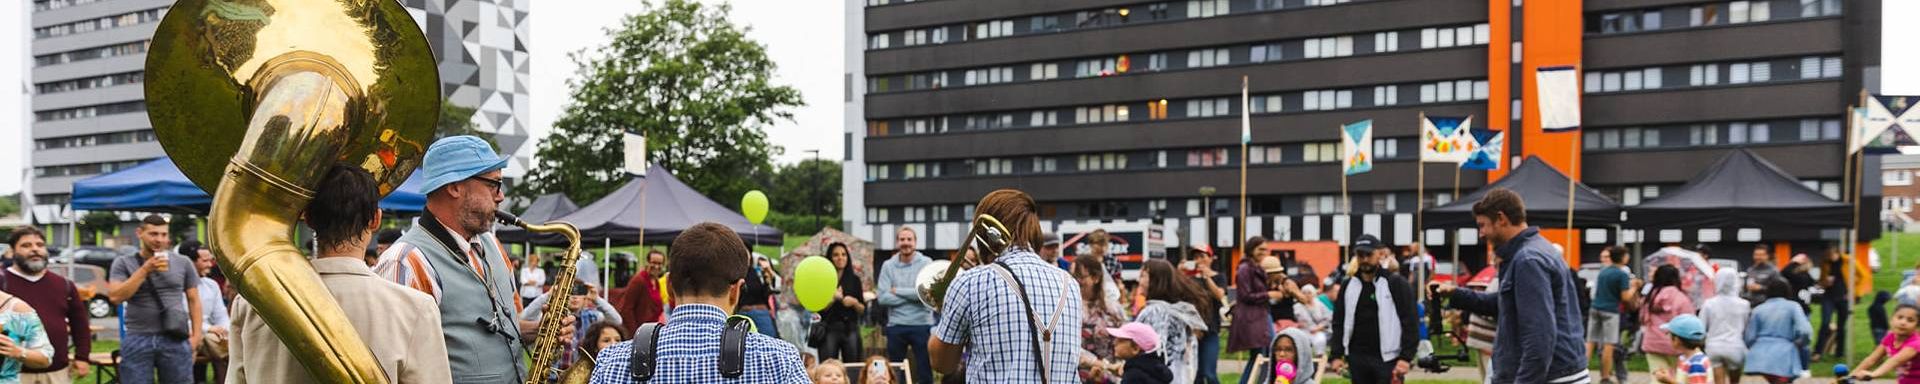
[1689,64,1720,86]
[974,20,1015,39]
[1249,95,1283,113]
[1077,58,1120,78]
[1079,153,1129,171]
[1147,53,1169,71]
[1372,138,1400,159]
[1303,36,1353,59]
[1188,0,1230,18]
[34,8,164,40]
[1373,32,1400,53]
[1187,48,1230,68]
[1303,142,1340,163]
[1249,146,1283,164]
[1076,104,1131,124]
[1419,24,1488,49]
[1729,1,1771,23]
[1186,98,1232,118]
[1148,99,1170,120]
[1187,148,1230,167]
[1888,170,1913,186]
[1031,63,1060,80]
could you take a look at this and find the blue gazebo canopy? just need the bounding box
[71,158,427,214]
[71,158,209,214]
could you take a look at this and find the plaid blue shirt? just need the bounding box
[587,304,808,383]
[933,248,1083,383]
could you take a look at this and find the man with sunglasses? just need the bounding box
[374,135,574,383]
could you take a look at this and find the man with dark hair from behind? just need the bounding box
[1432,188,1588,384]
[588,222,807,383]
[2,226,92,383]
[227,165,451,383]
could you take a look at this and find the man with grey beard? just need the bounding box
[373,135,575,383]
[3,226,92,383]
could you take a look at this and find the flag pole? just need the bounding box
[1417,112,1427,252]
[1240,76,1250,262]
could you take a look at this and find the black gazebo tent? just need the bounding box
[1424,156,1623,228]
[1628,149,1849,232]
[510,164,784,246]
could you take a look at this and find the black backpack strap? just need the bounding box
[627,323,664,381]
[720,316,752,378]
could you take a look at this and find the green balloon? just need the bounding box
[742,190,770,225]
[793,256,838,312]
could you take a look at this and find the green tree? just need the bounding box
[514,0,801,206]
[0,193,19,218]
[767,159,839,233]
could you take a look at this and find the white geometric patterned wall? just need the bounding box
[404,0,533,177]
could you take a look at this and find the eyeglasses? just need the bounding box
[469,176,504,193]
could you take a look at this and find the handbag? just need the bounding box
[807,321,829,347]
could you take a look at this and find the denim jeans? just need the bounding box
[740,308,780,338]
[1197,327,1221,384]
[120,332,192,384]
[885,324,933,384]
[1815,297,1850,357]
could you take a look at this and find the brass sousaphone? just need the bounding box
[145,1,440,382]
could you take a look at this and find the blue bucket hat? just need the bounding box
[1660,314,1707,342]
[420,135,508,194]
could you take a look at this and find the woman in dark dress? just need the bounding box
[817,243,866,363]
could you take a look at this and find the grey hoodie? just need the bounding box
[1277,328,1318,384]
[1700,269,1750,359]
[1137,300,1207,384]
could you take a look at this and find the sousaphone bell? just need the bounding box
[145,0,440,382]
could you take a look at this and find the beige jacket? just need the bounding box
[226,257,451,384]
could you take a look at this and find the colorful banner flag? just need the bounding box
[1420,115,1475,163]
[1857,96,1920,154]
[1536,66,1582,132]
[1462,128,1505,171]
[1342,120,1373,176]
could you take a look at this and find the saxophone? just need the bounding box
[493,211,584,384]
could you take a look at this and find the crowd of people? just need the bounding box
[1,134,1914,384]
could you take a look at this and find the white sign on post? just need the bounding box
[623,132,647,175]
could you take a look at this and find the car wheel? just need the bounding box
[88,297,112,319]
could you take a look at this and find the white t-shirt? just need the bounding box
[519,267,546,298]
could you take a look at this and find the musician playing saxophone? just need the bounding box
[374,136,576,383]
[229,164,451,383]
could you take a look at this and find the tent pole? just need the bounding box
[1567,137,1578,249]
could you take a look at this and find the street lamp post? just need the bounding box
[1199,186,1216,258]
[805,149,822,232]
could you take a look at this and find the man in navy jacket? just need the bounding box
[1434,188,1588,384]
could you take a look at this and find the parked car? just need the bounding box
[46,263,113,318]
[53,246,127,271]
[31,263,116,318]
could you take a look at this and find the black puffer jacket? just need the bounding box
[1121,352,1174,384]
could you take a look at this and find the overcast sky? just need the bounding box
[0,0,846,195]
